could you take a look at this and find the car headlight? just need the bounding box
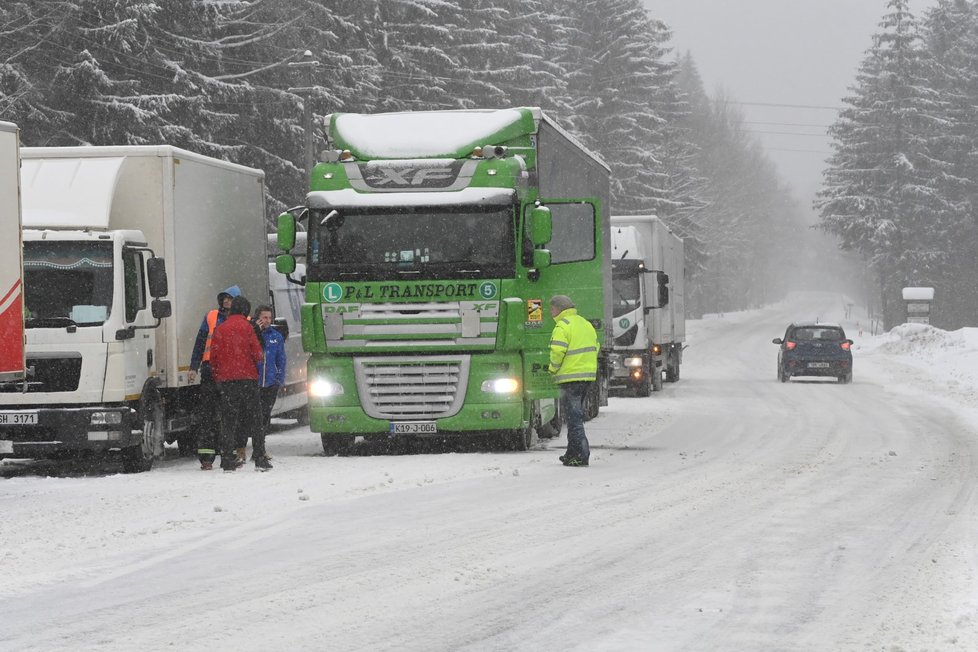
[309,378,344,397]
[624,356,644,368]
[481,378,520,394]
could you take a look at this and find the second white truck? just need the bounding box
[0,145,306,471]
[609,215,685,395]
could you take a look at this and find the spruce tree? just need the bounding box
[818,0,949,328]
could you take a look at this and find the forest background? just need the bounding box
[2,0,976,327]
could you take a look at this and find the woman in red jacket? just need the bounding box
[210,295,268,471]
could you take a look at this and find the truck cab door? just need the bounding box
[120,247,156,398]
[521,199,605,394]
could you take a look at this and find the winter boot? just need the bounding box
[255,456,273,472]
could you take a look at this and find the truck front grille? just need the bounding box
[354,355,469,420]
[0,356,82,393]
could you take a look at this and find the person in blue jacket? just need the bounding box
[253,304,286,463]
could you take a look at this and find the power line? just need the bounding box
[744,120,832,129]
[718,99,844,111]
[743,129,830,138]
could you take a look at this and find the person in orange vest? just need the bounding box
[188,285,240,470]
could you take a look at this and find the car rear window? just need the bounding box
[792,327,845,341]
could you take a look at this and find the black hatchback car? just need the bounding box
[773,322,853,383]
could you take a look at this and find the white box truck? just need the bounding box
[0,122,26,388]
[610,215,685,395]
[0,145,305,471]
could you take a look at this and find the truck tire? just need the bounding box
[321,433,356,456]
[651,365,664,392]
[635,369,652,397]
[536,402,562,439]
[584,383,600,421]
[665,361,680,383]
[122,391,164,473]
[509,423,537,451]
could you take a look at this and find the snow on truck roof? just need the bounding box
[331,107,608,169]
[19,146,263,229]
[333,108,531,159]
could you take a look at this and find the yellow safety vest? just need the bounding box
[548,308,599,384]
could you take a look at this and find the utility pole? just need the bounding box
[288,50,321,178]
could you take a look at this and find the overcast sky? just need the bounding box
[642,0,938,213]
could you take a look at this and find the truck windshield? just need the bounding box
[23,241,114,327]
[612,272,641,318]
[309,205,515,280]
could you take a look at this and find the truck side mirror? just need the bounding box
[278,212,296,251]
[152,299,172,319]
[276,254,297,274]
[146,257,168,298]
[657,272,669,307]
[532,249,551,269]
[529,206,552,246]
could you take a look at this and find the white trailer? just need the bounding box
[0,122,25,387]
[0,146,303,471]
[609,215,685,395]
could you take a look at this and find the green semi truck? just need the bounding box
[276,107,612,454]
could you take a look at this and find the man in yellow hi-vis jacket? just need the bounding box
[548,295,598,467]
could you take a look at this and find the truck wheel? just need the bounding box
[651,366,664,392]
[536,403,562,439]
[122,392,164,473]
[634,371,652,397]
[321,433,356,456]
[665,362,680,383]
[584,383,600,421]
[509,423,537,451]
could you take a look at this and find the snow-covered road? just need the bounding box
[2,292,977,651]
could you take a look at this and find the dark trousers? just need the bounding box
[560,381,591,462]
[219,379,261,468]
[196,363,222,464]
[258,385,279,430]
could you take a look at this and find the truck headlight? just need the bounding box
[481,378,520,394]
[90,411,124,425]
[309,378,344,398]
[624,357,644,368]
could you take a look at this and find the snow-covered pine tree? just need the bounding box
[555,0,672,214]
[920,0,978,326]
[446,0,569,112]
[22,0,231,149]
[0,1,70,136]
[818,0,951,328]
[361,0,465,112]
